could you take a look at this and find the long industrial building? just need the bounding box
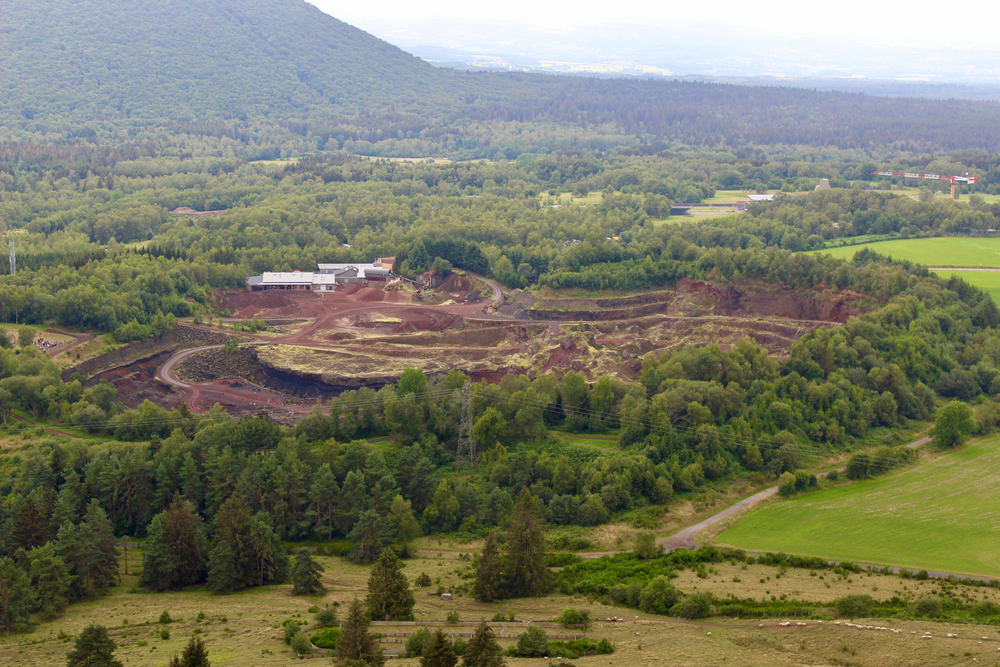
[246,258,393,291]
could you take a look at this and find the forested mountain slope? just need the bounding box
[0,0,441,121]
[3,0,1000,153]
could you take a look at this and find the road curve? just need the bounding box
[660,434,934,552]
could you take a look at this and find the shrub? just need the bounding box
[290,631,312,656]
[555,607,590,629]
[913,598,941,617]
[596,638,614,654]
[159,628,170,640]
[834,595,876,618]
[639,576,681,615]
[453,637,467,656]
[676,592,712,619]
[516,626,549,657]
[311,627,342,650]
[414,572,432,588]
[447,610,460,624]
[405,627,431,657]
[315,606,337,625]
[159,611,172,624]
[283,619,302,644]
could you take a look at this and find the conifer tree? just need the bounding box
[171,636,210,667]
[291,547,326,595]
[66,624,123,667]
[461,622,506,667]
[365,548,414,621]
[26,543,74,619]
[419,629,458,667]
[472,529,504,602]
[141,494,208,591]
[505,488,552,597]
[0,556,33,632]
[335,598,386,667]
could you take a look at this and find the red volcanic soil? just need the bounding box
[341,308,464,335]
[216,290,327,318]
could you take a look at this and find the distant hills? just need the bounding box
[3,0,1000,155]
[0,0,443,122]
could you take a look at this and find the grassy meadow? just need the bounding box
[10,542,1000,667]
[715,435,1000,577]
[811,237,1000,267]
[932,269,1000,305]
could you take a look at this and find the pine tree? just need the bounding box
[420,629,458,667]
[176,636,211,667]
[472,529,504,602]
[248,511,288,587]
[365,548,414,621]
[461,622,506,667]
[0,556,33,632]
[82,500,119,589]
[66,624,123,667]
[141,494,208,591]
[291,547,326,595]
[505,488,552,598]
[335,598,386,667]
[26,543,74,619]
[206,497,254,593]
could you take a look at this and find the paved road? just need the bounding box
[660,435,934,552]
[928,267,1000,272]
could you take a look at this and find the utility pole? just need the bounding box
[455,381,476,470]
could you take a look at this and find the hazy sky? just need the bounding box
[308,0,997,46]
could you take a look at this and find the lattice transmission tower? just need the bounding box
[455,381,476,469]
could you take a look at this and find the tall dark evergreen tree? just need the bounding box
[365,548,414,622]
[141,494,208,591]
[0,556,33,633]
[461,622,506,667]
[169,636,211,667]
[66,624,122,667]
[335,598,386,667]
[472,529,504,603]
[420,629,458,667]
[291,547,326,595]
[26,543,74,619]
[505,488,552,598]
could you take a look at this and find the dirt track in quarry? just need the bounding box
[152,275,865,418]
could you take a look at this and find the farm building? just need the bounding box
[246,259,394,291]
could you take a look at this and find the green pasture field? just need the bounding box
[932,269,1000,304]
[811,236,1000,267]
[715,434,1000,577]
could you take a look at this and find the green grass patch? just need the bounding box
[932,269,1000,304]
[715,434,1000,577]
[810,237,1000,267]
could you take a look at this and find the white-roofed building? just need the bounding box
[246,260,394,291]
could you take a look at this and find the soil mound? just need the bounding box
[353,287,386,303]
[440,273,471,293]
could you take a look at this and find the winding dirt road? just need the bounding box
[157,274,506,414]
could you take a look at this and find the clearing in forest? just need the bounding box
[812,237,1000,267]
[715,434,1000,577]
